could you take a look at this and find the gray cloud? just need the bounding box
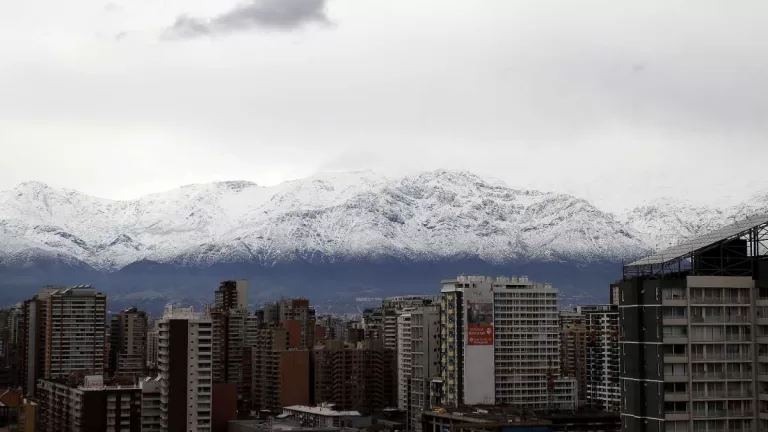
[164,0,329,40]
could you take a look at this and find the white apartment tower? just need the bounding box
[157,306,213,432]
[45,286,107,379]
[441,275,576,410]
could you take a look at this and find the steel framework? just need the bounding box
[623,216,768,280]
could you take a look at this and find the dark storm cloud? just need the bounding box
[163,0,329,40]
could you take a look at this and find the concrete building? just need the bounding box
[619,214,768,432]
[140,376,162,432]
[582,304,619,412]
[397,311,413,411]
[227,419,342,432]
[210,309,246,398]
[37,375,142,432]
[559,309,587,403]
[20,285,106,395]
[215,280,250,312]
[157,305,213,431]
[440,275,577,411]
[281,405,369,429]
[314,339,396,413]
[260,299,316,350]
[44,286,107,380]
[408,305,441,432]
[0,388,37,432]
[421,405,620,432]
[108,307,148,378]
[146,325,159,370]
[251,327,310,413]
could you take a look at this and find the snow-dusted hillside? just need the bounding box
[0,169,765,271]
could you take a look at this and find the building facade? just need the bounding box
[251,327,310,413]
[314,339,396,413]
[441,275,576,411]
[44,286,107,379]
[108,307,148,378]
[582,304,620,412]
[560,309,587,402]
[619,217,768,432]
[37,376,142,432]
[408,305,441,432]
[157,306,213,431]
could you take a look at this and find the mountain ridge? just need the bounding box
[0,169,766,274]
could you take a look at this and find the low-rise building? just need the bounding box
[281,405,371,429]
[421,406,620,432]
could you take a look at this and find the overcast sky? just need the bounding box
[1,0,766,212]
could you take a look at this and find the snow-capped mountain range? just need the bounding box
[0,169,766,272]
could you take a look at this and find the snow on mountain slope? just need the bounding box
[0,169,763,271]
[619,197,730,249]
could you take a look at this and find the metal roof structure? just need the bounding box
[624,212,768,279]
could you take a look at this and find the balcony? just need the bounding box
[663,317,688,326]
[692,409,727,418]
[665,411,690,421]
[664,392,689,402]
[691,316,751,324]
[664,374,689,383]
[663,296,688,306]
[691,297,750,305]
[693,372,725,380]
[692,391,753,399]
[691,353,752,362]
[664,355,689,364]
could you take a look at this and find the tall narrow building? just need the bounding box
[582,304,620,412]
[108,307,148,378]
[440,275,576,410]
[20,288,58,395]
[408,304,440,432]
[397,311,413,411]
[619,214,768,432]
[215,280,249,311]
[157,306,213,431]
[44,286,107,380]
[559,308,587,402]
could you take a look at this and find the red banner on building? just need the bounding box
[467,302,493,345]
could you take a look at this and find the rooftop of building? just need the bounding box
[283,405,362,417]
[424,405,619,426]
[441,275,554,290]
[625,212,768,278]
[229,419,341,432]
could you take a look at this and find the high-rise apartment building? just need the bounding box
[215,280,250,311]
[146,325,159,370]
[440,275,576,410]
[157,306,213,431]
[251,327,310,413]
[108,307,148,378]
[44,286,107,380]
[408,305,440,432]
[559,308,587,402]
[582,304,619,412]
[20,289,55,395]
[260,299,316,349]
[397,311,413,411]
[140,376,162,432]
[619,214,768,432]
[314,339,396,413]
